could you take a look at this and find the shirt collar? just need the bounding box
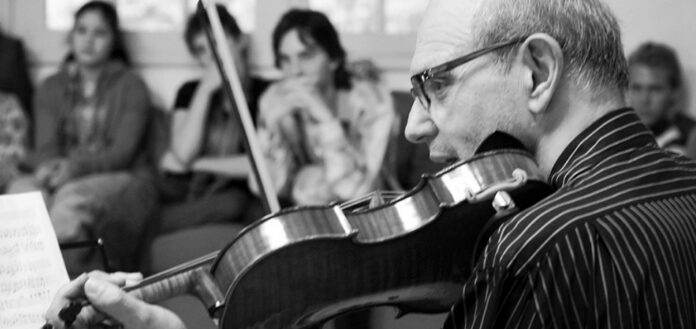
[548,108,656,188]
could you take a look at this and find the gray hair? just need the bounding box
[473,0,629,94]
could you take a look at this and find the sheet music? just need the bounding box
[0,192,69,329]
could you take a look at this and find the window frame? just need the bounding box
[11,0,416,74]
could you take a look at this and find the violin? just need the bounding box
[57,149,552,328]
[54,1,554,327]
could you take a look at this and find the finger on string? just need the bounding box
[87,271,142,288]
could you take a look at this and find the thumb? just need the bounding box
[84,278,187,329]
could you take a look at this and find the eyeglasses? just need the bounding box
[410,37,528,110]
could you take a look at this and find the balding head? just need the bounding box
[411,0,481,76]
[414,0,628,98]
[406,0,629,172]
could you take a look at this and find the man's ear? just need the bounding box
[519,33,564,115]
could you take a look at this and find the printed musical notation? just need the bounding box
[0,192,69,329]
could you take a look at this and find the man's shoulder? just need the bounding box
[485,190,582,267]
[481,185,627,276]
[488,156,696,271]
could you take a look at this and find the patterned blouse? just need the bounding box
[256,79,395,205]
[0,92,26,185]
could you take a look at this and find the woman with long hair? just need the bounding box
[8,1,154,273]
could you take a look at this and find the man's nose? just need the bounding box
[404,101,436,144]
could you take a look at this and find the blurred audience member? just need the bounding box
[255,9,395,206]
[627,42,695,155]
[0,28,33,121]
[7,1,154,273]
[255,11,395,328]
[155,5,265,234]
[0,92,27,187]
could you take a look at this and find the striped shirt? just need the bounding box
[448,108,696,329]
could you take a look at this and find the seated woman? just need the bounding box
[155,5,265,235]
[0,92,28,188]
[7,1,154,273]
[0,28,33,122]
[0,30,31,182]
[255,9,395,206]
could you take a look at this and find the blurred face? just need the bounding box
[190,32,244,72]
[277,29,337,88]
[405,0,527,163]
[70,10,114,68]
[627,65,675,126]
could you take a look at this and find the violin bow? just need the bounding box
[197,0,281,213]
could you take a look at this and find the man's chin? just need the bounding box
[428,144,470,164]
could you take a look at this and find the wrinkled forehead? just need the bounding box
[410,0,480,75]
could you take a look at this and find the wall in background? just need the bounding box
[1,0,696,113]
[1,0,298,109]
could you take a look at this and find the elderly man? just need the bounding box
[45,0,696,328]
[407,0,696,327]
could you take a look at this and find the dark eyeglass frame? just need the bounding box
[410,37,528,110]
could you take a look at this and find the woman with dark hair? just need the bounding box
[0,27,33,119]
[255,9,395,205]
[154,5,265,234]
[0,29,30,188]
[8,0,153,273]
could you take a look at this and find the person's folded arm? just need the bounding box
[191,155,251,178]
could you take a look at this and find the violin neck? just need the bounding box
[125,251,225,316]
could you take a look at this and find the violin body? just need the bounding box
[55,150,553,329]
[209,150,553,329]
